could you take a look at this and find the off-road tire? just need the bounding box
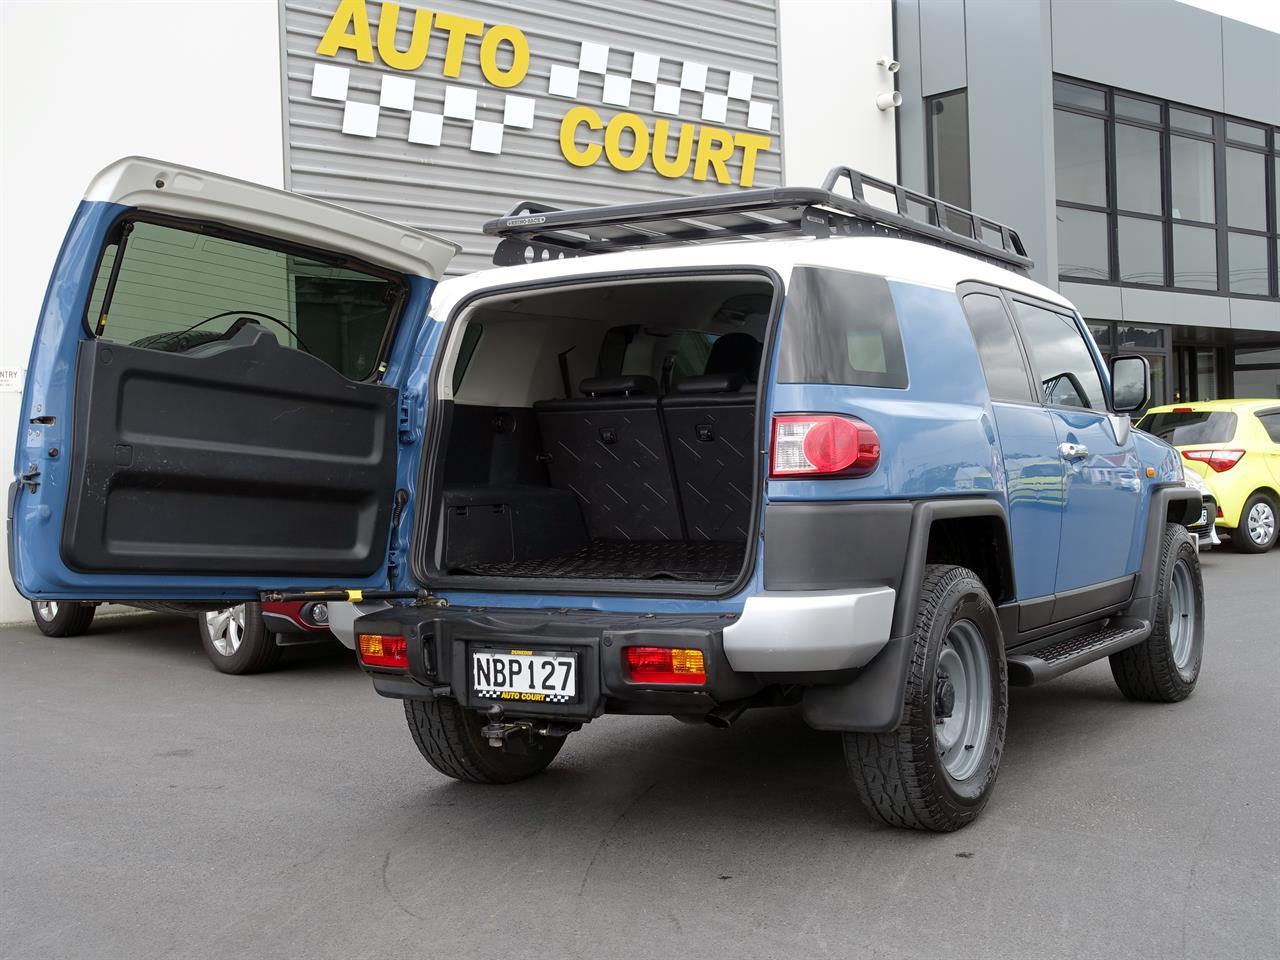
[198,602,281,675]
[843,565,1008,832]
[404,698,565,784]
[1110,523,1204,701]
[1229,491,1278,554]
[30,600,96,638]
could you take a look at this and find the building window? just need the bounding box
[926,89,971,232]
[1052,77,1280,300]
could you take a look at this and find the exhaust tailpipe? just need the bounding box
[705,701,748,728]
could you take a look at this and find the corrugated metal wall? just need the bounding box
[280,0,783,274]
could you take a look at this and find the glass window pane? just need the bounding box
[1170,108,1213,135]
[1228,232,1268,295]
[1231,367,1280,399]
[1057,206,1109,280]
[1170,136,1216,222]
[1115,124,1162,214]
[1225,121,1265,146]
[927,90,972,230]
[1118,217,1164,285]
[1011,302,1108,409]
[1087,322,1113,348]
[1053,79,1105,111]
[1054,110,1106,206]
[1118,325,1166,349]
[1115,96,1160,124]
[1236,346,1280,365]
[1226,148,1266,230]
[961,293,1035,403]
[1274,157,1279,228]
[1172,224,1218,290]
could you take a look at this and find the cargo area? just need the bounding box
[422,274,776,588]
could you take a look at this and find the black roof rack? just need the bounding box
[483,166,1033,272]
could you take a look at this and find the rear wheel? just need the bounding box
[1230,492,1277,553]
[30,600,96,637]
[843,565,1008,832]
[198,602,281,674]
[404,698,565,784]
[1110,523,1204,701]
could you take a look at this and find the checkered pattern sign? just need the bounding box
[310,62,536,155]
[547,41,773,132]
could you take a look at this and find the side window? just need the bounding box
[1010,301,1107,409]
[85,219,403,381]
[1257,412,1280,444]
[777,267,908,388]
[960,293,1034,403]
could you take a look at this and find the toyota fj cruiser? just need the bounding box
[10,158,1204,831]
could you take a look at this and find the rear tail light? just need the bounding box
[1181,449,1245,473]
[770,415,880,478]
[357,634,408,669]
[624,646,706,685]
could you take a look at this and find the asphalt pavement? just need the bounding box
[2,548,1278,960]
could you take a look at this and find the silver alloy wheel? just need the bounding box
[1246,500,1275,546]
[204,605,246,657]
[1168,557,1197,672]
[34,601,59,621]
[934,619,993,782]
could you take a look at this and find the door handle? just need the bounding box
[1059,442,1089,461]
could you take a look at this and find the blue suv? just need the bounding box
[10,159,1204,831]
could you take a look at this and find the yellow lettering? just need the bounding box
[604,112,649,172]
[560,107,603,167]
[317,0,374,63]
[376,2,432,71]
[434,11,484,77]
[651,119,694,179]
[693,126,735,184]
[479,23,530,88]
[733,132,771,187]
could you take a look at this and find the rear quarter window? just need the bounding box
[1138,411,1238,444]
[776,267,907,388]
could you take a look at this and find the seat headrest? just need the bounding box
[580,375,658,397]
[673,373,744,394]
[706,332,762,381]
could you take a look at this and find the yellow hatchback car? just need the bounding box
[1138,400,1280,553]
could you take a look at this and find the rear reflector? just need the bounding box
[357,634,408,669]
[1181,448,1245,473]
[624,646,706,685]
[770,414,880,478]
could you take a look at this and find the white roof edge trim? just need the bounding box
[84,157,459,280]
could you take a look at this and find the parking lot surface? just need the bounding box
[2,549,1277,960]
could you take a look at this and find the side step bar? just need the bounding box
[1007,618,1151,686]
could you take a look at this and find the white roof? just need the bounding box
[425,234,1075,320]
[85,157,459,279]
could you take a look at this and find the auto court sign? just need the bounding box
[310,0,774,186]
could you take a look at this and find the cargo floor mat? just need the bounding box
[453,539,746,581]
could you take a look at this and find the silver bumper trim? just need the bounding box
[722,587,896,672]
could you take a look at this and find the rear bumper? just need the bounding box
[722,588,895,671]
[356,592,895,718]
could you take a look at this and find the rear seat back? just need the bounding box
[661,334,760,541]
[534,375,683,540]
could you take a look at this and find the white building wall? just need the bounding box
[779,0,898,186]
[0,0,284,621]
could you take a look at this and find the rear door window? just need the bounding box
[1009,300,1107,409]
[1258,411,1280,443]
[85,218,405,380]
[961,293,1035,403]
[1138,410,1239,444]
[777,267,907,388]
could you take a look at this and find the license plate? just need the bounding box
[472,648,577,703]
[1197,507,1208,526]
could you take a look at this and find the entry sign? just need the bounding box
[0,368,24,393]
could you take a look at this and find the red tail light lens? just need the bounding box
[357,634,408,669]
[624,646,707,685]
[770,415,880,478]
[1181,448,1245,473]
